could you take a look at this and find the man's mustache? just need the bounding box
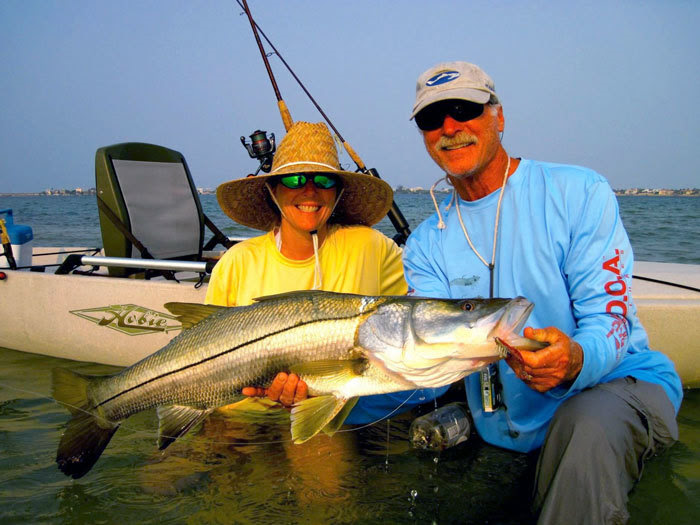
[437,132,478,150]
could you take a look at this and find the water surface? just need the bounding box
[1,193,698,264]
[0,347,698,524]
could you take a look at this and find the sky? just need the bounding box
[1,0,698,193]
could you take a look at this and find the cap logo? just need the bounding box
[426,70,460,86]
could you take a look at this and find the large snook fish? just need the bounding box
[53,291,543,478]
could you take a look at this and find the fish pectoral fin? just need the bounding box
[290,395,348,444]
[163,302,227,329]
[321,396,358,437]
[290,359,366,389]
[215,397,279,415]
[157,405,212,450]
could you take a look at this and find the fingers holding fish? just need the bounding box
[517,367,558,392]
[291,376,308,404]
[265,372,289,402]
[505,355,541,387]
[242,386,267,398]
[511,326,583,391]
[277,373,308,406]
[256,372,308,407]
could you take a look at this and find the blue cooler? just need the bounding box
[0,209,33,268]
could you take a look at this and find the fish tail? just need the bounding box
[52,368,119,479]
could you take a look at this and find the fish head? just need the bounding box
[411,297,518,347]
[359,296,539,388]
[408,296,537,362]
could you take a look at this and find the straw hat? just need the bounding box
[217,122,394,231]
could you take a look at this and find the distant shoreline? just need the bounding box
[2,191,698,198]
[0,192,98,197]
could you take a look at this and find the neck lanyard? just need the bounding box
[454,156,511,298]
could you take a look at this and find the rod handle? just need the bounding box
[341,141,366,171]
[278,100,294,131]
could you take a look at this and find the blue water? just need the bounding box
[1,193,698,264]
[0,193,698,523]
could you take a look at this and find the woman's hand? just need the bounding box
[242,372,309,407]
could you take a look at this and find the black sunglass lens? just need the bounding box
[415,105,445,131]
[451,101,484,122]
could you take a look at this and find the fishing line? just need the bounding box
[336,389,418,434]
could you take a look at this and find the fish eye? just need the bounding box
[460,301,474,311]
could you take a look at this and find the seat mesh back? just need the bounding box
[112,159,201,259]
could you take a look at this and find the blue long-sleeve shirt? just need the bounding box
[403,159,682,452]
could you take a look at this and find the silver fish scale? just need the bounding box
[89,292,383,421]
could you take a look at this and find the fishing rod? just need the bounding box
[237,0,412,245]
[240,0,293,132]
[632,274,700,293]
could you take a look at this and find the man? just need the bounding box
[403,61,682,524]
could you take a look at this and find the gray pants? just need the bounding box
[533,377,678,525]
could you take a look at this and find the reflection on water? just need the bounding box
[1,347,698,524]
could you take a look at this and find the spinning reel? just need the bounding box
[240,130,276,175]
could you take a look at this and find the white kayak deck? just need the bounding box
[632,261,699,388]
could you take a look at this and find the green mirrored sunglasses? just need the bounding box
[277,173,339,190]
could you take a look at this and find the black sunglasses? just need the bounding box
[415,99,485,131]
[276,173,339,190]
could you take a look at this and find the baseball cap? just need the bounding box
[410,61,499,120]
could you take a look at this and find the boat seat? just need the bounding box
[95,142,231,277]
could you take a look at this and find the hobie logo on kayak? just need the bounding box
[70,304,182,336]
[426,71,460,86]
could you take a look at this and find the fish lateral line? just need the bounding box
[95,311,372,409]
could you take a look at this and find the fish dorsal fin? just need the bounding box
[252,290,361,303]
[163,302,226,329]
[290,395,348,444]
[290,359,367,389]
[157,405,212,450]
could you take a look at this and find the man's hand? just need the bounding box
[505,326,583,392]
[241,372,309,407]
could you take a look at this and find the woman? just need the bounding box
[207,120,405,308]
[207,121,446,421]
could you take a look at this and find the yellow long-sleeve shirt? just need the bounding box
[205,224,407,306]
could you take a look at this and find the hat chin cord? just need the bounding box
[265,183,345,290]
